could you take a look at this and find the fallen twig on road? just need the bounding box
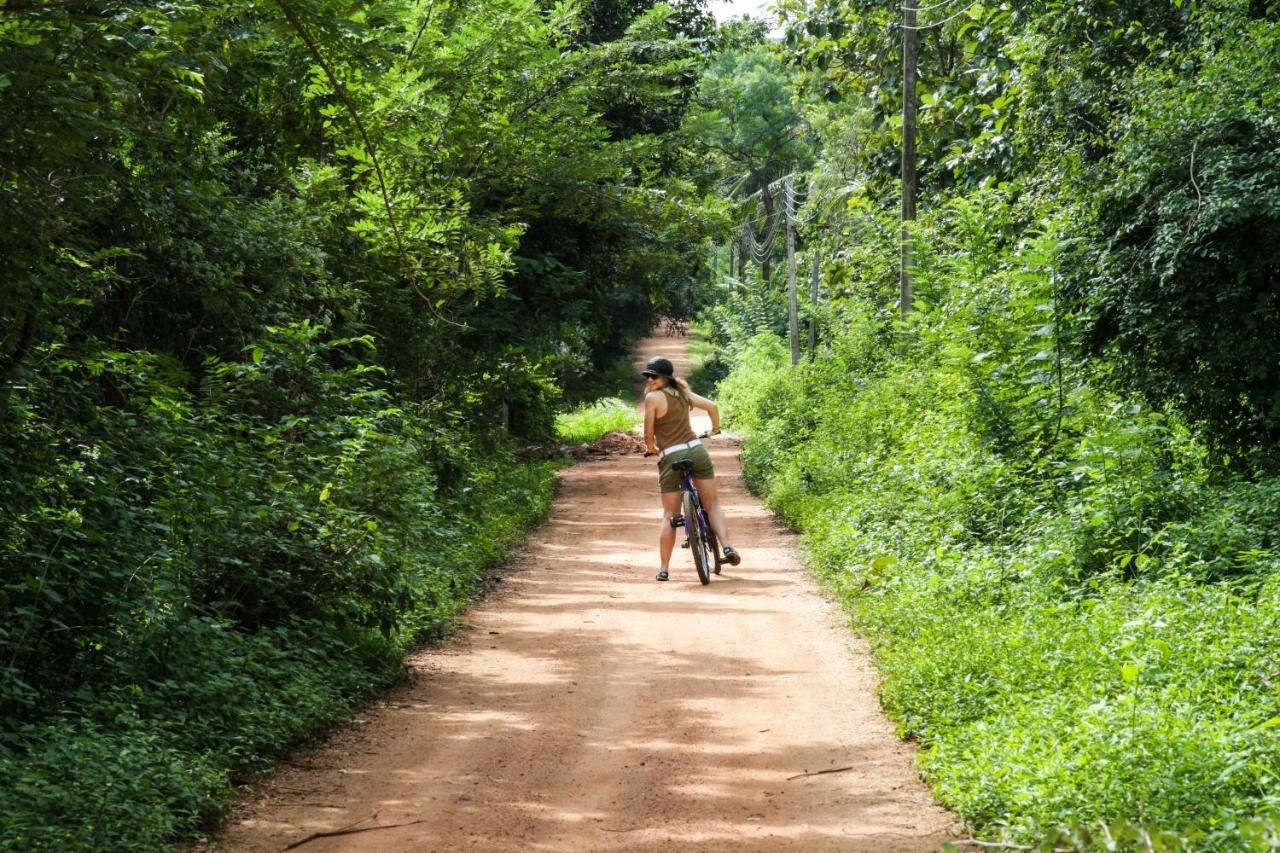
[283,815,429,849]
[786,765,854,781]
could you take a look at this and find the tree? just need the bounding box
[684,44,810,284]
[580,0,713,44]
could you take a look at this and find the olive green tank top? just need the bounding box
[654,387,698,449]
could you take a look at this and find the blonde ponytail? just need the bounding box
[671,376,693,407]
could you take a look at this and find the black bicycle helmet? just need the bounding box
[641,356,675,379]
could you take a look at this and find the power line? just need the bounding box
[735,172,805,271]
[898,0,981,30]
[901,0,964,13]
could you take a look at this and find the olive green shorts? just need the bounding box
[657,444,715,493]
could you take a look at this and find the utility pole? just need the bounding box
[785,176,800,367]
[900,1,918,321]
[808,250,820,358]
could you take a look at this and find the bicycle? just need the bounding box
[646,432,722,585]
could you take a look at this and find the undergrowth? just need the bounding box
[0,325,559,851]
[709,186,1280,849]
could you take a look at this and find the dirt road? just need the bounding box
[214,333,957,852]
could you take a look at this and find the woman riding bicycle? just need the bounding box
[641,356,740,581]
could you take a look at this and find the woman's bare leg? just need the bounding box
[659,490,682,571]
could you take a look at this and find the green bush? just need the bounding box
[1,722,226,851]
[1065,18,1280,456]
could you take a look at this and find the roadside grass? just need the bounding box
[686,327,715,372]
[0,328,562,851]
[555,397,639,445]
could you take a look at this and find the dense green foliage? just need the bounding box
[0,0,720,846]
[699,0,1280,847]
[1070,23,1280,453]
[1,323,559,847]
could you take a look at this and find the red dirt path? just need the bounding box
[209,332,958,852]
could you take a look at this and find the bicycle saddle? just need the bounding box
[671,459,695,472]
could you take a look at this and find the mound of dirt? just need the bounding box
[567,429,645,459]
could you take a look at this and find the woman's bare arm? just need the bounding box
[643,390,666,453]
[687,392,720,433]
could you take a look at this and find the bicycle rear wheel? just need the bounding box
[683,490,712,585]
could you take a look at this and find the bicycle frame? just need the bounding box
[673,467,721,580]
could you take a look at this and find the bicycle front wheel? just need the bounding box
[704,512,721,575]
[683,490,712,585]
